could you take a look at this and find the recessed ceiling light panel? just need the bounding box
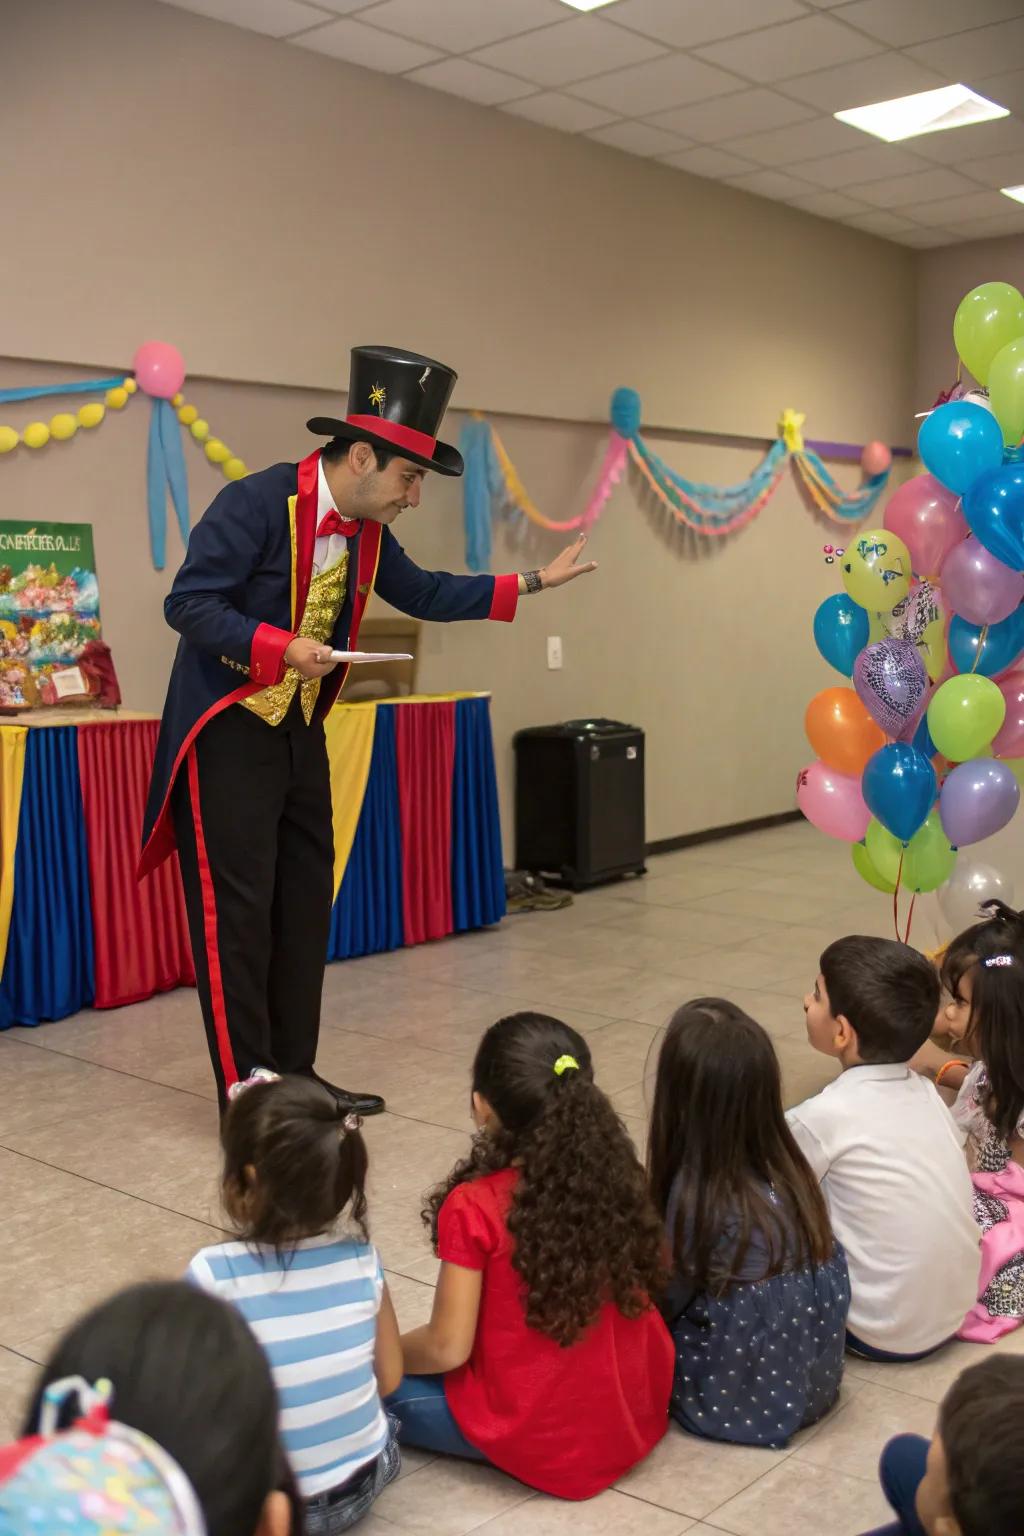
[1002,184,1024,206]
[835,84,1008,144]
[558,0,621,10]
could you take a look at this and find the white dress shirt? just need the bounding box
[314,458,350,576]
[787,1063,979,1354]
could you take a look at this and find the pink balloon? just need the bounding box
[884,474,967,579]
[797,761,870,843]
[993,666,1024,759]
[132,340,185,399]
[941,536,1024,625]
[862,440,893,476]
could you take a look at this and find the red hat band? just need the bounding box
[346,415,437,460]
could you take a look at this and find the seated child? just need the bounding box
[388,1012,673,1500]
[648,998,850,1448]
[787,936,979,1361]
[922,902,1024,1342]
[20,1280,297,1536]
[860,1355,1024,1536]
[187,1074,403,1534]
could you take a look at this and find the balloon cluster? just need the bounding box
[799,281,1024,917]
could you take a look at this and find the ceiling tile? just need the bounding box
[159,0,336,36]
[892,227,961,246]
[722,115,866,165]
[830,0,1024,48]
[724,167,819,199]
[645,88,817,141]
[467,16,664,88]
[568,52,744,114]
[843,209,919,235]
[355,0,565,53]
[958,209,1024,237]
[787,188,872,215]
[693,14,880,84]
[959,149,1024,187]
[403,57,536,104]
[907,112,1024,164]
[660,145,757,177]
[607,0,806,50]
[777,50,947,109]
[586,120,688,155]
[846,166,983,207]
[793,143,930,186]
[904,188,1016,224]
[907,17,1024,78]
[501,91,619,131]
[973,67,1024,115]
[290,15,439,66]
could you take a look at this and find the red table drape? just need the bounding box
[395,699,456,944]
[76,720,194,1009]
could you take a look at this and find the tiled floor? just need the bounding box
[2,818,1022,1534]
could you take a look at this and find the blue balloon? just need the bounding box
[918,402,1004,496]
[949,607,1024,677]
[912,710,935,759]
[862,743,937,843]
[813,593,870,677]
[962,463,1024,572]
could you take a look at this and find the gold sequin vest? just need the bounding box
[241,553,349,727]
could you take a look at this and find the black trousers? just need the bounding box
[172,697,334,1109]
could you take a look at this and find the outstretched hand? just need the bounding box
[543,534,598,589]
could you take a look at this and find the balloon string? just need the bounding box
[903,891,917,945]
[971,625,989,674]
[893,848,905,940]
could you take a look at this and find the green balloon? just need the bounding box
[864,818,902,885]
[927,674,1006,763]
[989,336,1024,448]
[953,282,1024,386]
[852,838,896,894]
[903,811,957,893]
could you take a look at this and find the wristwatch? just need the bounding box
[523,569,544,594]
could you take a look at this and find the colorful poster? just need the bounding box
[0,522,120,710]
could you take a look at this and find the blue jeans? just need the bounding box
[304,1420,401,1536]
[386,1375,486,1461]
[860,1434,929,1536]
[846,1331,948,1364]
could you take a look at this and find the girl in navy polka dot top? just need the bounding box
[647,999,850,1449]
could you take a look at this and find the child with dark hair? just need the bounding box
[916,902,1024,1342]
[647,999,849,1448]
[187,1074,402,1535]
[860,1355,1024,1536]
[388,1012,673,1500]
[787,937,978,1361]
[21,1280,297,1536]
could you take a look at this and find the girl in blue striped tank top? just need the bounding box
[187,1074,403,1535]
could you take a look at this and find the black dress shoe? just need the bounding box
[307,1070,386,1116]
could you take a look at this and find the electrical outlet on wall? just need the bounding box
[547,636,562,670]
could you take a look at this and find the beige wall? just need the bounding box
[916,235,1024,405]
[1,0,922,852]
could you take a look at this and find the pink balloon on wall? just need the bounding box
[862,441,893,476]
[941,536,1024,626]
[993,666,1024,759]
[132,340,186,399]
[884,474,967,579]
[796,761,871,842]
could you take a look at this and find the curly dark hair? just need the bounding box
[423,1012,667,1348]
[941,899,1024,1142]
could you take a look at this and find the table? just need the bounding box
[0,694,505,1029]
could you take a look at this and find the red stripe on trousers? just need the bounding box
[187,747,238,1092]
[395,700,456,944]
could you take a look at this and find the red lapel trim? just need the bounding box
[293,449,320,625]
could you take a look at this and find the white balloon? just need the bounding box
[938,859,1014,935]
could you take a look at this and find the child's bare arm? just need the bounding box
[374,1283,404,1397]
[399,1262,482,1376]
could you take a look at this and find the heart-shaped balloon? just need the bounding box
[853,637,928,738]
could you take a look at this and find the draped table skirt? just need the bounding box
[0,694,505,1029]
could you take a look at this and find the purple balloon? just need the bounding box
[941,536,1024,626]
[939,758,1020,847]
[853,638,928,738]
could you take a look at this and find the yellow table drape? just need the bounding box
[0,726,28,978]
[324,702,378,900]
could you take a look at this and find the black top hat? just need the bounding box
[307,346,463,477]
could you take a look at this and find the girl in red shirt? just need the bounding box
[386,1012,673,1500]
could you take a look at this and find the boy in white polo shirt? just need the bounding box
[787,936,979,1362]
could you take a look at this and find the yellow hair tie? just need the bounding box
[553,1055,579,1076]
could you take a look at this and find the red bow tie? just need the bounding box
[317,510,360,539]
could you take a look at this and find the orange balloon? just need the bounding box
[805,687,885,777]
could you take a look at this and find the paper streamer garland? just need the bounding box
[0,344,248,571]
[461,388,893,572]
